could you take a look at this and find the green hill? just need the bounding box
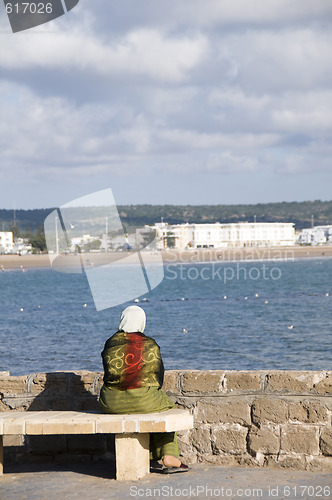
[1,200,331,235]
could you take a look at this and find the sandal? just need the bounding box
[150,460,164,472]
[161,462,190,474]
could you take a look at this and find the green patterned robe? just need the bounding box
[99,331,178,459]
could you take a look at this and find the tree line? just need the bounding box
[0,200,331,251]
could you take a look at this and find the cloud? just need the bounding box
[271,91,332,132]
[229,28,332,92]
[168,0,332,28]
[82,0,332,33]
[0,25,208,83]
[0,0,331,207]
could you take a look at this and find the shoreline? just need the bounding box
[1,245,332,269]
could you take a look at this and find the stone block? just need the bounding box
[2,396,32,411]
[306,456,332,471]
[175,434,197,464]
[239,454,264,467]
[320,428,332,456]
[140,420,167,433]
[163,409,194,432]
[248,427,280,455]
[42,421,95,435]
[95,419,123,434]
[266,455,306,470]
[252,399,288,425]
[281,426,319,455]
[25,421,44,435]
[163,371,179,394]
[179,449,198,465]
[191,426,211,454]
[177,429,192,445]
[288,402,307,422]
[266,372,314,394]
[3,434,24,447]
[289,401,329,423]
[0,400,10,412]
[172,397,195,410]
[314,374,332,395]
[200,454,243,467]
[93,373,104,394]
[68,371,98,395]
[225,372,262,393]
[122,420,138,433]
[181,371,224,394]
[3,420,25,434]
[196,400,251,426]
[177,430,197,456]
[0,376,27,396]
[211,424,247,454]
[115,433,149,480]
[28,373,68,396]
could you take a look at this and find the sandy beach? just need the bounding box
[1,245,332,270]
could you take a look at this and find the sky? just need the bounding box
[0,0,332,209]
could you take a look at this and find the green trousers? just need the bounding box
[99,385,179,460]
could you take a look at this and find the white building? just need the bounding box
[13,238,32,255]
[297,226,332,245]
[0,232,14,253]
[69,234,101,252]
[148,222,295,250]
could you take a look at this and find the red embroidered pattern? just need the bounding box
[122,333,144,389]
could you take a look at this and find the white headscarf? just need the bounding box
[118,305,146,333]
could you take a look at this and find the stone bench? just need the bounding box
[0,409,193,480]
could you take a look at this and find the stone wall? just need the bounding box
[0,370,331,471]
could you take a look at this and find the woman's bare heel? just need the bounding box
[163,455,182,467]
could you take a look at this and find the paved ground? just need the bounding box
[0,462,331,500]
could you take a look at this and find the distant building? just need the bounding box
[0,232,14,253]
[69,234,101,252]
[13,238,32,255]
[297,226,332,245]
[144,222,295,250]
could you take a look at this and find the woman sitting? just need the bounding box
[99,305,189,473]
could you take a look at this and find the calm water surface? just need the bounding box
[0,258,331,375]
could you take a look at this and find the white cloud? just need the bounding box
[271,91,332,132]
[204,151,260,174]
[215,28,332,93]
[170,0,332,27]
[158,129,278,151]
[0,27,208,83]
[0,75,330,185]
[0,0,332,206]
[209,87,332,136]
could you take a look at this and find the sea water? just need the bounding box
[0,257,331,375]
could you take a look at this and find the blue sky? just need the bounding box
[0,0,332,209]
